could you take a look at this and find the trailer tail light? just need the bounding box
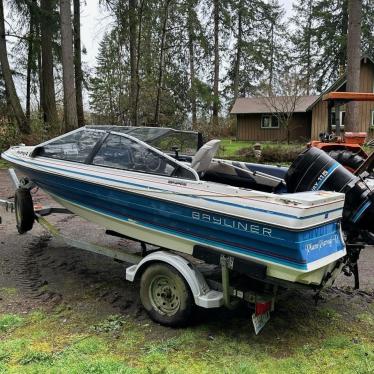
[255,301,271,316]
[252,300,272,335]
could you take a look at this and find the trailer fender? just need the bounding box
[125,251,223,308]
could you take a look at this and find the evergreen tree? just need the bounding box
[291,0,318,94]
[361,0,374,57]
[226,0,286,99]
[89,31,128,124]
[292,0,373,93]
[40,0,59,129]
[261,0,288,93]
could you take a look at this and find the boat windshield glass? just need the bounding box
[92,134,196,179]
[38,130,104,163]
[149,132,199,156]
[86,126,199,155]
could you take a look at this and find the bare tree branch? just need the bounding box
[258,71,307,143]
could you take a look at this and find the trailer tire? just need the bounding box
[14,188,34,234]
[328,149,365,171]
[140,263,193,327]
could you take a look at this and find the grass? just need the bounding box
[0,302,373,374]
[217,138,374,164]
[0,315,24,333]
[217,138,306,164]
[0,159,10,169]
[217,139,257,158]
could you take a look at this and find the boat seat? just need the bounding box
[190,139,221,176]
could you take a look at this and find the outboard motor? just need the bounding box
[286,147,374,289]
[286,147,374,237]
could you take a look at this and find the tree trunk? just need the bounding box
[187,7,197,129]
[233,3,242,100]
[154,0,170,125]
[36,21,43,114]
[0,0,28,133]
[26,5,35,124]
[269,23,274,93]
[212,0,219,129]
[339,0,349,75]
[40,0,58,129]
[60,0,78,131]
[305,0,312,95]
[73,0,84,127]
[345,0,361,132]
[135,0,143,126]
[129,0,137,126]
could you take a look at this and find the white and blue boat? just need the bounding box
[1,126,355,288]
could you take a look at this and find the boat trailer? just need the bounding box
[0,168,276,334]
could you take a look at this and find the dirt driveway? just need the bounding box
[0,168,373,329]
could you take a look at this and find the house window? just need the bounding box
[371,110,374,127]
[331,110,345,130]
[261,115,279,129]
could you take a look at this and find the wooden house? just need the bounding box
[231,56,374,142]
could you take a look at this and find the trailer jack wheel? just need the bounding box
[14,188,35,234]
[140,263,193,326]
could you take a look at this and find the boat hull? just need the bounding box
[52,192,344,286]
[1,146,348,286]
[6,163,345,286]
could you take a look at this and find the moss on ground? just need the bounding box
[0,301,373,374]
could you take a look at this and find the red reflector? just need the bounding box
[255,301,271,316]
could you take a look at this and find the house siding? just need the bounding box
[237,113,311,141]
[311,100,329,139]
[311,60,374,139]
[359,61,374,136]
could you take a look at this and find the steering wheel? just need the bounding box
[144,151,163,173]
[132,148,145,166]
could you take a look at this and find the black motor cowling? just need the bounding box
[286,147,374,235]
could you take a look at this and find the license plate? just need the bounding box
[252,311,270,335]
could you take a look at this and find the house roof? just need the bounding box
[306,55,374,111]
[230,95,319,114]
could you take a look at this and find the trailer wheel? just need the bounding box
[14,188,34,234]
[140,263,193,326]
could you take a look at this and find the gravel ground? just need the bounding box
[0,168,373,325]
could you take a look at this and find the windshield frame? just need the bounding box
[106,130,199,181]
[35,127,199,181]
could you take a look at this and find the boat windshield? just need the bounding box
[86,126,200,156]
[37,129,104,163]
[92,134,196,179]
[36,127,198,180]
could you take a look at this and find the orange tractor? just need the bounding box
[309,91,374,174]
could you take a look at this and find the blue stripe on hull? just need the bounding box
[19,166,344,270]
[5,154,342,220]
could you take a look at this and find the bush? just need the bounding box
[0,122,21,152]
[235,143,305,164]
[261,144,305,163]
[0,117,58,152]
